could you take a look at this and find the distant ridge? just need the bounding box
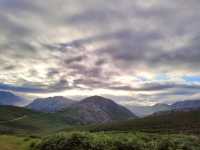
[171,99,200,110]
[26,96,75,112]
[126,103,171,117]
[127,99,200,117]
[0,91,25,106]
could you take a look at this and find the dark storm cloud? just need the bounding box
[68,64,104,79]
[0,0,38,11]
[64,55,86,64]
[56,29,143,50]
[55,28,163,71]
[3,65,16,71]
[65,7,126,27]
[48,79,71,91]
[0,14,31,39]
[150,36,200,68]
[97,30,161,57]
[95,59,106,66]
[47,68,60,78]
[93,33,200,73]
[0,83,46,93]
[0,79,72,93]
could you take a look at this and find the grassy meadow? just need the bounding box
[0,135,39,150]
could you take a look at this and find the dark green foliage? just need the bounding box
[157,139,176,150]
[30,132,200,150]
[89,109,200,134]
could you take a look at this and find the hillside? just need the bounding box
[90,109,200,134]
[0,91,26,106]
[0,106,70,135]
[26,96,75,112]
[58,96,136,124]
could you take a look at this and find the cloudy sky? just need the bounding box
[0,0,200,106]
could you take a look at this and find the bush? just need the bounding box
[157,139,176,150]
[30,132,200,150]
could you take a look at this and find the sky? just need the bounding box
[0,0,200,106]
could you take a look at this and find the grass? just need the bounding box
[0,105,71,136]
[0,135,38,150]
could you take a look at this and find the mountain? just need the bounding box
[126,103,171,117]
[58,96,136,124]
[127,100,200,117]
[90,108,200,134]
[0,91,25,106]
[171,99,200,110]
[26,96,75,112]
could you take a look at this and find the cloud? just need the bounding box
[0,83,46,93]
[0,0,200,105]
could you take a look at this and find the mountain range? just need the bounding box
[26,95,136,124]
[1,90,200,120]
[126,99,200,117]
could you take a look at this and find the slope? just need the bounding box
[0,105,70,135]
[90,109,200,134]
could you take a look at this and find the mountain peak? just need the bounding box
[81,96,115,104]
[26,96,75,112]
[60,96,136,124]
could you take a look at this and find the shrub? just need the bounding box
[157,138,176,150]
[31,132,200,150]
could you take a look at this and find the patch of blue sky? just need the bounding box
[183,75,200,83]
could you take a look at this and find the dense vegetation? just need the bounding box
[89,110,200,134]
[30,132,200,150]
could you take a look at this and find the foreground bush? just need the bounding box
[30,132,200,150]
